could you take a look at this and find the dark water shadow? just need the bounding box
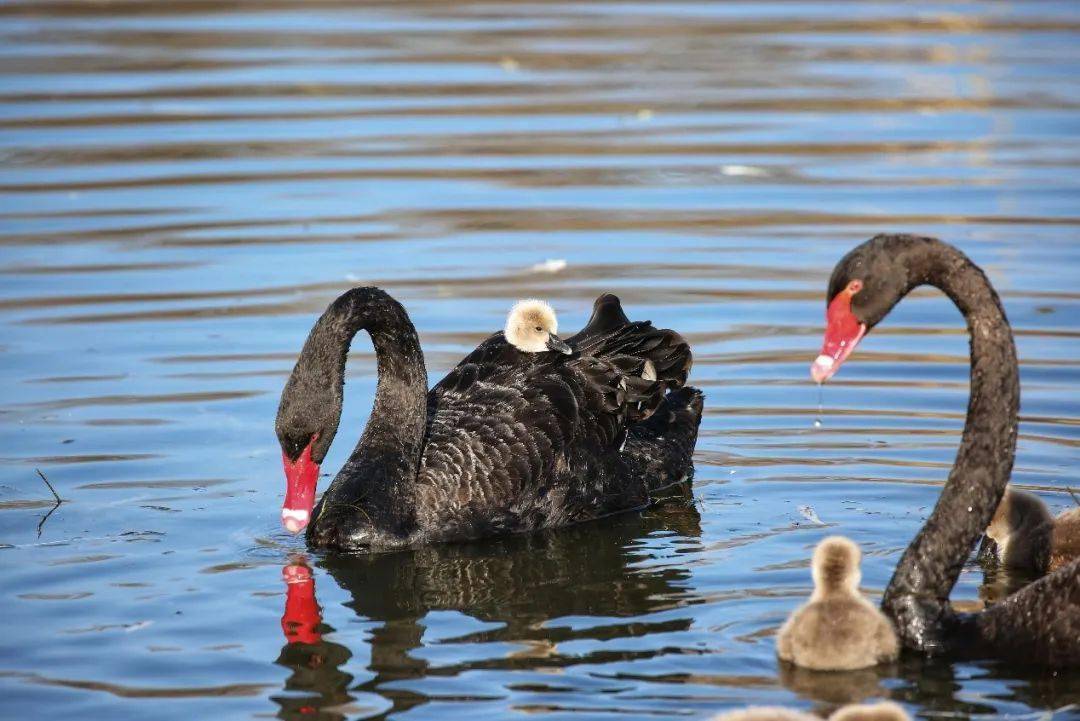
[273,486,704,720]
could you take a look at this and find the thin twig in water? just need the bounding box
[37,468,60,503]
[35,468,64,538]
[1068,486,1080,508]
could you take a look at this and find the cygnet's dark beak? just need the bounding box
[546,333,573,355]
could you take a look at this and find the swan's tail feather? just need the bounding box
[622,386,704,494]
[577,323,692,389]
[568,294,692,427]
[617,374,666,422]
[577,293,631,337]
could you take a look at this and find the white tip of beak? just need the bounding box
[281,508,310,534]
[811,354,835,384]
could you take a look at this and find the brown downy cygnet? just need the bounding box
[504,299,572,354]
[985,487,1080,574]
[777,536,898,671]
[711,702,909,721]
[828,702,910,721]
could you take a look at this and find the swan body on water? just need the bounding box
[275,290,702,550]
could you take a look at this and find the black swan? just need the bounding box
[812,233,1080,665]
[275,287,703,549]
[984,487,1080,574]
[777,536,898,670]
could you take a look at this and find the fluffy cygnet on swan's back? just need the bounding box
[504,298,572,354]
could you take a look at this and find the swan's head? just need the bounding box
[986,487,1054,550]
[812,235,937,383]
[505,299,572,354]
[275,374,342,534]
[811,535,862,599]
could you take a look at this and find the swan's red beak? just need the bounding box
[811,286,867,384]
[282,439,319,534]
[281,562,322,645]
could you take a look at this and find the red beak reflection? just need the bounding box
[281,561,322,645]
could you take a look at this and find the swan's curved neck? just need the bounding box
[882,243,1019,651]
[302,288,428,531]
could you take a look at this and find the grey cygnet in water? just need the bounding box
[829,702,910,721]
[776,536,898,671]
[711,701,910,721]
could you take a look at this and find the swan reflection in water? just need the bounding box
[274,562,353,719]
[273,484,702,720]
[271,483,1080,721]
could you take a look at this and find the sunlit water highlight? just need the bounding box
[1,2,1079,719]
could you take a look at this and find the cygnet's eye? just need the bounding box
[534,326,543,332]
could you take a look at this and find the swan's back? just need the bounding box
[974,558,1080,665]
[417,355,627,536]
[433,292,693,416]
[412,294,701,544]
[568,292,692,392]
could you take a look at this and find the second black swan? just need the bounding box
[275,288,703,550]
[813,233,1079,665]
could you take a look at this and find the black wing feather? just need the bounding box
[408,293,701,543]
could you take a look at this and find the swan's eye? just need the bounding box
[847,279,863,295]
[535,326,543,332]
